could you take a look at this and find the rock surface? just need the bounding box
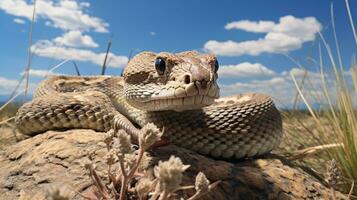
[0,129,345,200]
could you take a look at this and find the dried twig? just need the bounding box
[48,58,72,74]
[288,143,343,161]
[101,38,112,75]
[345,0,357,44]
[0,117,15,126]
[347,181,355,200]
[24,0,37,97]
[0,90,25,113]
[72,61,81,76]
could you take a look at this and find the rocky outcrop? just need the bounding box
[0,129,345,199]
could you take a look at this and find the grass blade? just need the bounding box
[24,0,37,97]
[101,37,112,75]
[72,61,81,76]
[345,0,357,44]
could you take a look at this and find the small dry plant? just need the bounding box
[326,159,342,200]
[80,123,219,200]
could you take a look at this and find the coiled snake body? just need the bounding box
[15,51,282,159]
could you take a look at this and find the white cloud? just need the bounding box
[288,67,318,77]
[220,78,293,107]
[0,0,129,68]
[13,18,25,24]
[0,0,108,32]
[31,40,128,68]
[0,76,37,95]
[0,0,33,19]
[225,20,275,33]
[150,31,156,36]
[218,62,346,107]
[54,30,98,48]
[0,77,19,89]
[220,75,301,107]
[219,62,276,78]
[204,15,322,56]
[20,69,60,78]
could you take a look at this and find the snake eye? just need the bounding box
[214,60,219,73]
[155,58,166,75]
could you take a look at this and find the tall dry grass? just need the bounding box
[288,1,357,196]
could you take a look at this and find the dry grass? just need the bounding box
[0,102,19,122]
[278,2,357,197]
[0,102,22,150]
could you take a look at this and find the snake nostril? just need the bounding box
[184,74,191,84]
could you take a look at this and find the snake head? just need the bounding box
[123,51,220,111]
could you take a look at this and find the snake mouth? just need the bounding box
[125,82,220,111]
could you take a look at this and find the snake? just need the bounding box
[15,51,282,159]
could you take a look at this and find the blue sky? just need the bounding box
[0,0,356,107]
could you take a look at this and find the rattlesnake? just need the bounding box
[15,51,282,159]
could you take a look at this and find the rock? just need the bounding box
[0,129,345,200]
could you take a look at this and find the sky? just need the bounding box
[0,0,356,108]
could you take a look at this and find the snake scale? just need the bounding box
[15,51,283,159]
